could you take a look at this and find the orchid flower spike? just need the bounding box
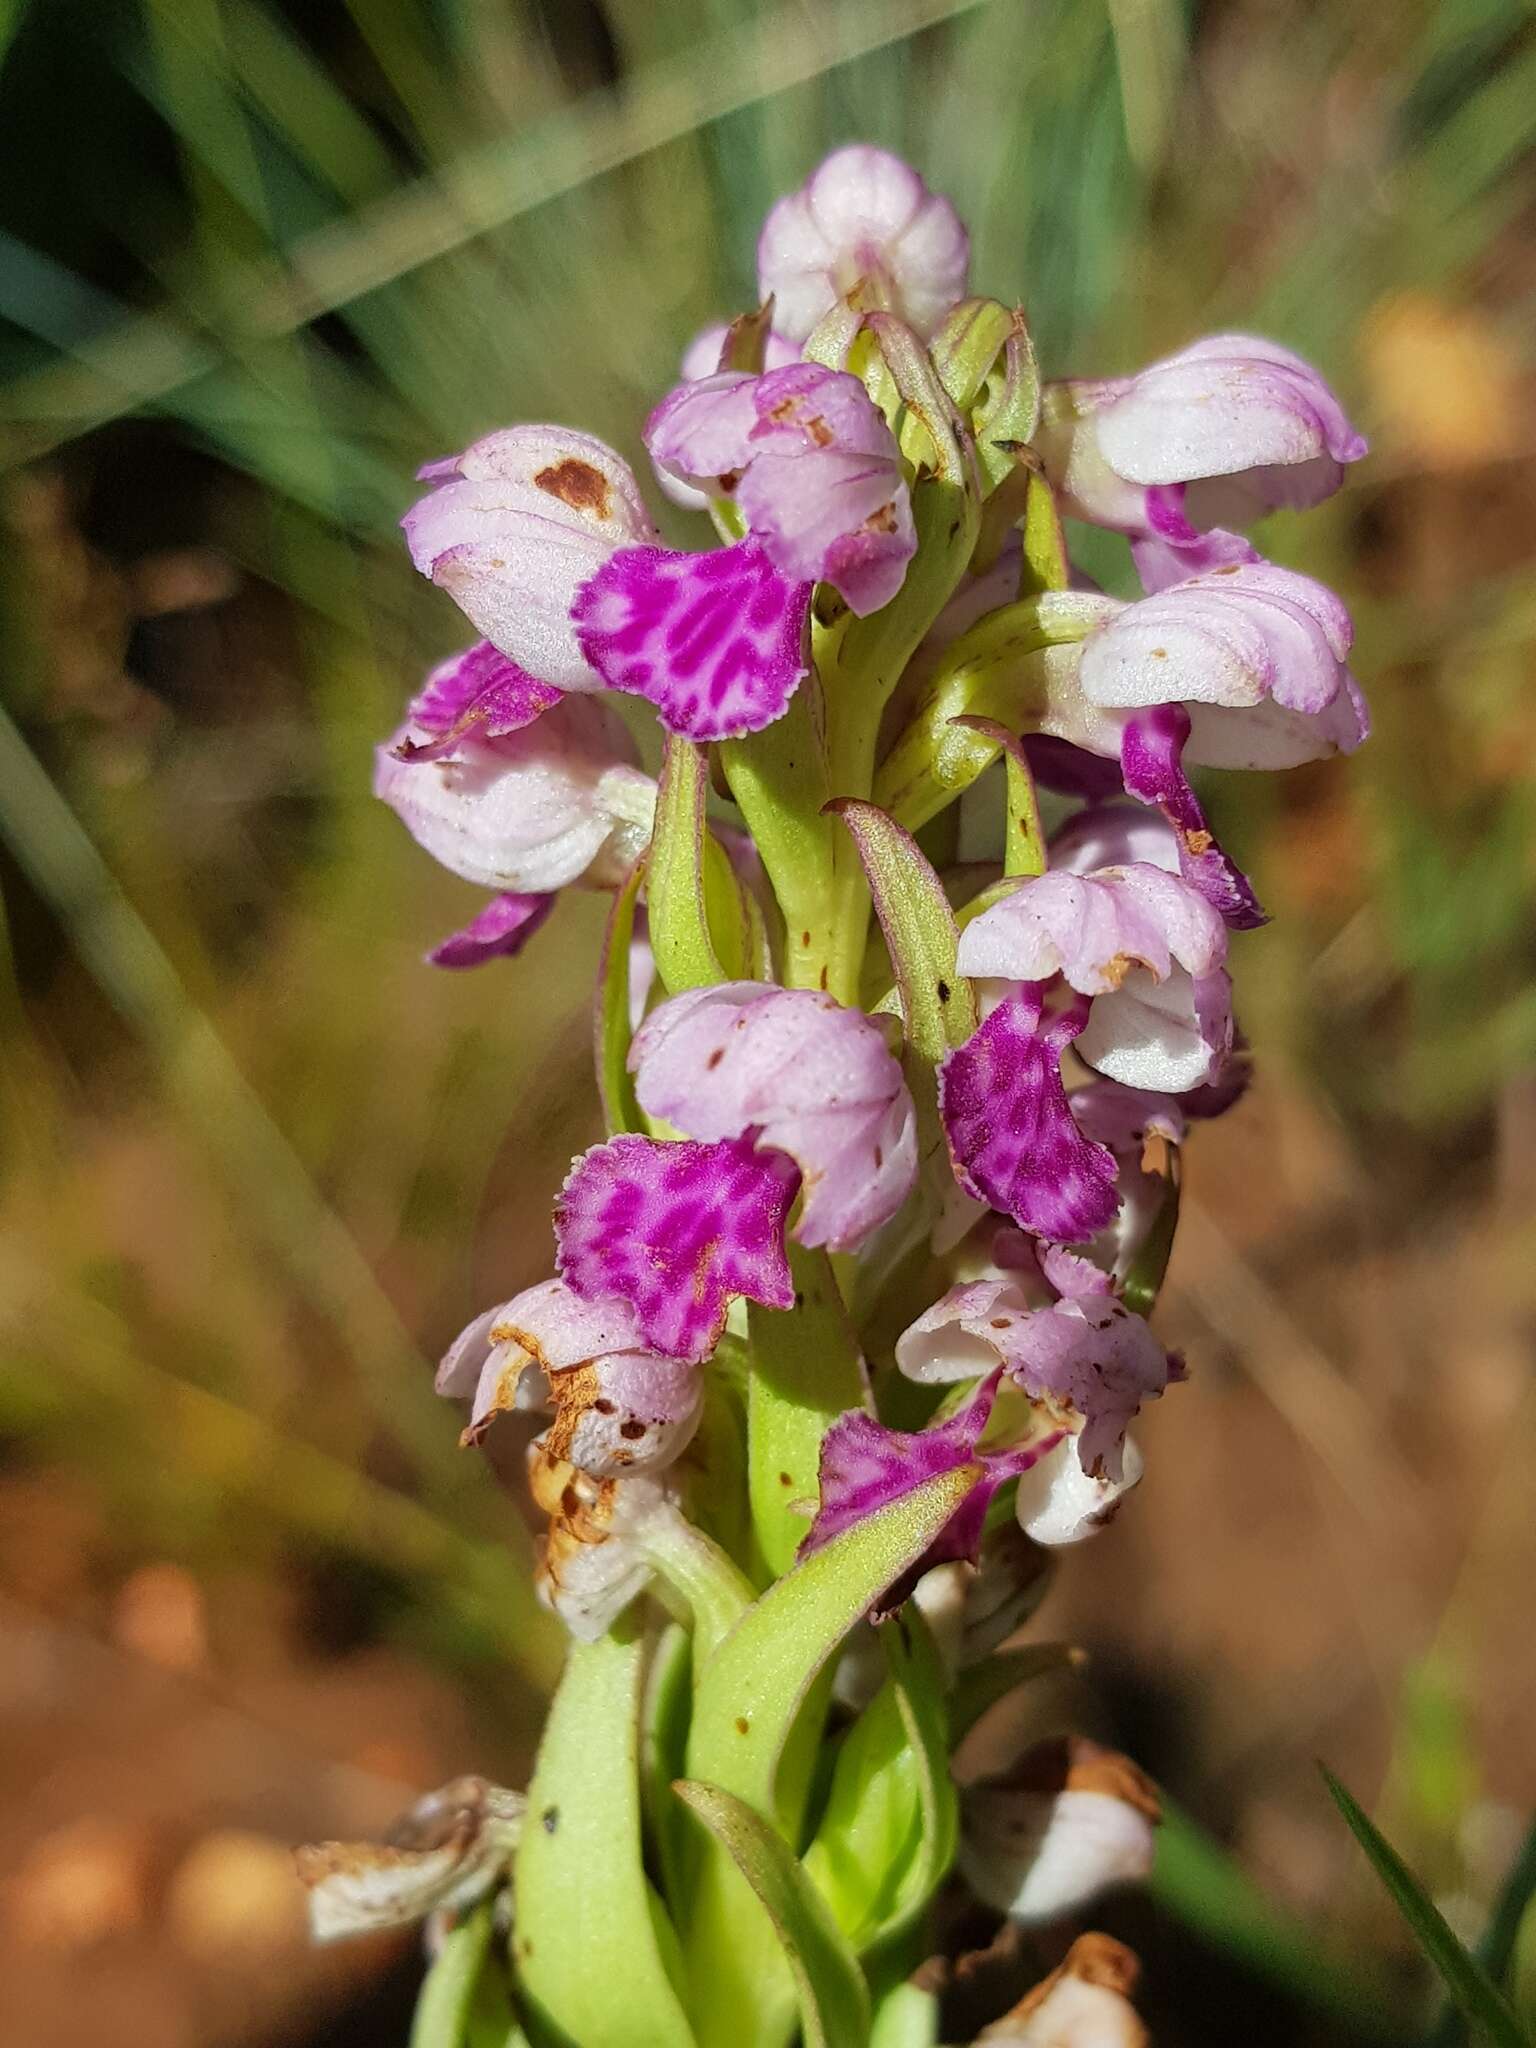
[757,144,969,342]
[1040,332,1367,587]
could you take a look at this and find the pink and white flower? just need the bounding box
[896,1266,1175,1482]
[630,982,918,1252]
[757,145,969,343]
[1040,332,1367,585]
[645,362,916,614]
[374,647,653,900]
[956,818,1234,1095]
[973,1934,1149,2046]
[654,323,802,509]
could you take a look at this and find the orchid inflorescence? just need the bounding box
[305,145,1368,2048]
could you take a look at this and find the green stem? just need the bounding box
[747,1246,868,1580]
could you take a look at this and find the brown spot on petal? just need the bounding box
[543,1362,601,1465]
[707,1048,725,1069]
[533,459,611,516]
[1149,647,1168,659]
[1183,828,1214,856]
[864,500,899,535]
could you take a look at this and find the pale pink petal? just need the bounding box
[758,145,969,342]
[392,642,563,763]
[631,982,917,1252]
[402,426,657,687]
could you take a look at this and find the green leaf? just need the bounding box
[746,1245,868,1580]
[649,734,748,995]
[868,1609,960,1954]
[594,856,648,1135]
[688,1461,980,1824]
[950,1642,1085,1746]
[640,1511,755,1664]
[673,1781,871,2048]
[1431,1819,1536,2048]
[679,1463,980,2048]
[831,800,975,1061]
[1321,1768,1528,2048]
[411,1898,495,2048]
[514,1624,697,2048]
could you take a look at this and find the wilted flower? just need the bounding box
[974,1932,1149,2046]
[437,1276,703,1475]
[960,1735,1160,1923]
[295,1777,524,1943]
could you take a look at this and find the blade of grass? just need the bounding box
[1428,1820,1536,2048]
[1322,1767,1529,2048]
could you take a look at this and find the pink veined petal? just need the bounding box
[1118,704,1267,929]
[571,537,812,741]
[427,890,553,968]
[1067,1078,1189,1155]
[938,990,1119,1244]
[895,1277,1044,1385]
[630,983,918,1253]
[645,372,760,490]
[801,1371,1063,1618]
[1130,492,1261,594]
[393,643,564,763]
[956,872,1175,996]
[555,1133,798,1362]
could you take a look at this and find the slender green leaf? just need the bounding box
[673,1781,871,2048]
[831,799,975,1059]
[1322,1768,1528,2048]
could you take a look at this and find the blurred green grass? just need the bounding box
[0,0,1534,2027]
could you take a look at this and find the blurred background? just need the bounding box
[1,0,1533,2042]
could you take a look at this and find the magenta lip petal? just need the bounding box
[554,1132,799,1362]
[393,643,564,762]
[1118,704,1267,930]
[802,1371,1062,1617]
[938,989,1120,1245]
[427,891,554,968]
[572,537,811,741]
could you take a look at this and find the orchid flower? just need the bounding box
[342,143,1372,2048]
[1040,332,1367,588]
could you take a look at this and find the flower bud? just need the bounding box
[757,145,969,343]
[295,1776,524,1943]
